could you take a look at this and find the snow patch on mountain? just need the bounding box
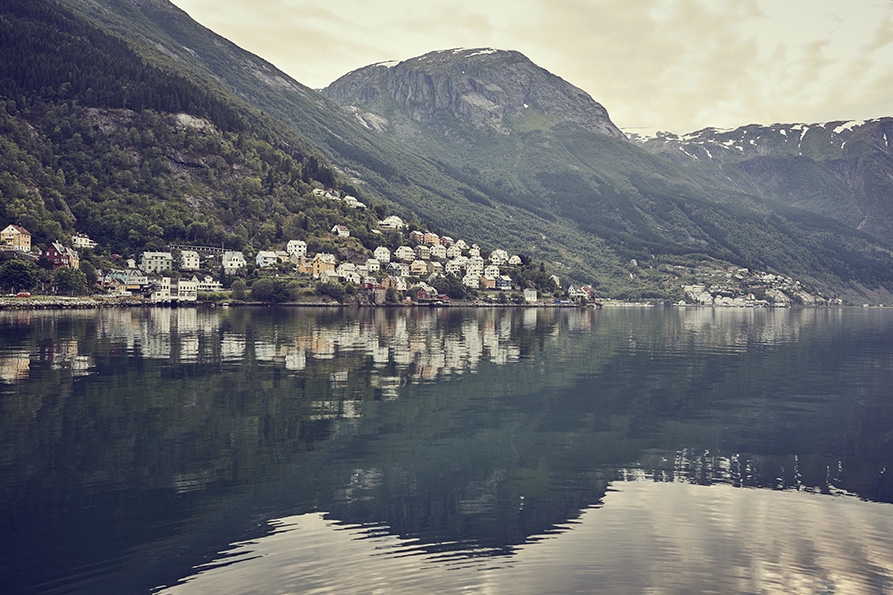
[833,120,864,135]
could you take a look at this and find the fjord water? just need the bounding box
[1,306,892,594]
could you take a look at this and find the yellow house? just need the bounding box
[1,225,32,252]
[311,253,336,278]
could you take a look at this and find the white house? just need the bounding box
[445,260,464,276]
[429,244,447,260]
[366,258,381,273]
[484,264,500,279]
[287,240,307,257]
[446,245,462,259]
[336,262,357,278]
[148,276,198,302]
[395,246,416,262]
[373,246,391,263]
[331,224,350,238]
[222,251,247,275]
[523,288,538,303]
[71,233,97,249]
[150,277,171,302]
[415,245,430,260]
[343,196,366,209]
[462,273,480,289]
[342,270,362,285]
[256,251,279,268]
[141,251,173,274]
[174,278,198,302]
[508,254,523,266]
[378,215,404,230]
[490,249,509,265]
[180,250,200,271]
[193,275,223,292]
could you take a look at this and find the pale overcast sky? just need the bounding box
[169,0,893,133]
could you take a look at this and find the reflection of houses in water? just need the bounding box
[43,339,94,377]
[253,340,278,362]
[626,447,852,496]
[309,400,361,420]
[0,351,30,383]
[675,308,815,353]
[285,349,306,371]
[221,334,245,362]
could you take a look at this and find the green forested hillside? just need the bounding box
[0,0,381,258]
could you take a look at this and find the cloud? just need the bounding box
[172,0,893,130]
[511,0,764,131]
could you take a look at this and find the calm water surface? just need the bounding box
[1,306,892,594]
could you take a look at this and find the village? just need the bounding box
[2,188,832,307]
[1,189,577,306]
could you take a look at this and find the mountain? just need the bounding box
[628,120,893,242]
[324,49,624,141]
[7,0,893,301]
[321,48,893,299]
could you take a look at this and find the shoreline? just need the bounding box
[0,296,866,310]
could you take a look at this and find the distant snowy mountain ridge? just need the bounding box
[626,118,893,162]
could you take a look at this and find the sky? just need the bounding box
[168,0,893,133]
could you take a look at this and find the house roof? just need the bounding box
[3,224,32,236]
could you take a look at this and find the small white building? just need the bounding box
[331,225,350,238]
[462,274,480,289]
[222,251,247,275]
[287,240,307,257]
[141,251,173,274]
[373,246,391,263]
[490,249,509,265]
[180,250,200,271]
[445,260,464,276]
[366,258,381,273]
[149,276,198,302]
[71,233,97,249]
[174,278,198,302]
[256,251,279,268]
[378,215,404,230]
[342,196,366,209]
[429,244,447,260]
[395,246,416,262]
[523,288,538,303]
[193,275,223,292]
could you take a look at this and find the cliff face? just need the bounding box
[324,48,624,139]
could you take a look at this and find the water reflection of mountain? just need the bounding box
[1,307,891,593]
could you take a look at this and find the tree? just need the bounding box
[0,260,38,292]
[230,278,247,300]
[79,260,97,289]
[52,267,88,295]
[250,277,298,302]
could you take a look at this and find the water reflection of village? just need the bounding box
[0,306,841,390]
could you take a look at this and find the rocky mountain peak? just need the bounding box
[323,48,623,139]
